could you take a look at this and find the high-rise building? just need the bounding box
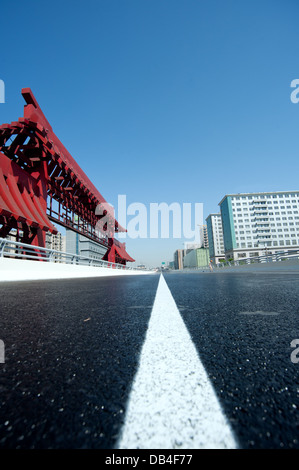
[45,230,66,261]
[206,213,225,264]
[219,191,299,260]
[46,231,66,253]
[197,225,209,249]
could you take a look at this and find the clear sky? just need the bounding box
[1,0,299,267]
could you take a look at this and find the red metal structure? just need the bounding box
[0,88,134,265]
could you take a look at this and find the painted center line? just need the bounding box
[117,274,238,449]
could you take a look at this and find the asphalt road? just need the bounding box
[0,274,159,449]
[164,270,299,449]
[0,270,299,449]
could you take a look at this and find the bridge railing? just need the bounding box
[0,237,139,271]
[215,249,299,269]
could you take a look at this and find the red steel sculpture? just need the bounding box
[0,88,134,265]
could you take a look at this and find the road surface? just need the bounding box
[0,269,298,449]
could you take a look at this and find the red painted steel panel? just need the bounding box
[0,88,134,262]
[21,187,51,232]
[22,88,108,205]
[114,243,135,262]
[21,88,126,233]
[6,175,39,228]
[0,155,57,237]
[31,192,57,234]
[0,193,11,218]
[0,168,27,223]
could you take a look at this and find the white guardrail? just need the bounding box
[182,249,299,271]
[0,237,139,271]
[216,249,299,269]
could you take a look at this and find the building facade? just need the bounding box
[206,213,225,264]
[173,249,184,270]
[202,225,209,249]
[66,229,107,261]
[183,247,210,268]
[219,191,299,260]
[46,231,66,253]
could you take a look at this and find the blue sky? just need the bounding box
[1,0,299,267]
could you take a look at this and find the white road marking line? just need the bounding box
[117,274,238,449]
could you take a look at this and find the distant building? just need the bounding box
[201,225,209,249]
[219,191,299,260]
[137,264,147,270]
[206,213,225,264]
[183,247,210,268]
[184,242,202,251]
[46,231,66,253]
[65,229,107,261]
[173,249,184,270]
[3,228,18,255]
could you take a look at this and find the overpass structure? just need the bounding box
[0,88,134,265]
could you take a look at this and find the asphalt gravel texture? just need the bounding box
[0,274,158,449]
[164,270,299,449]
[0,270,299,449]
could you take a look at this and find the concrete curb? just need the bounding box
[0,257,152,282]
